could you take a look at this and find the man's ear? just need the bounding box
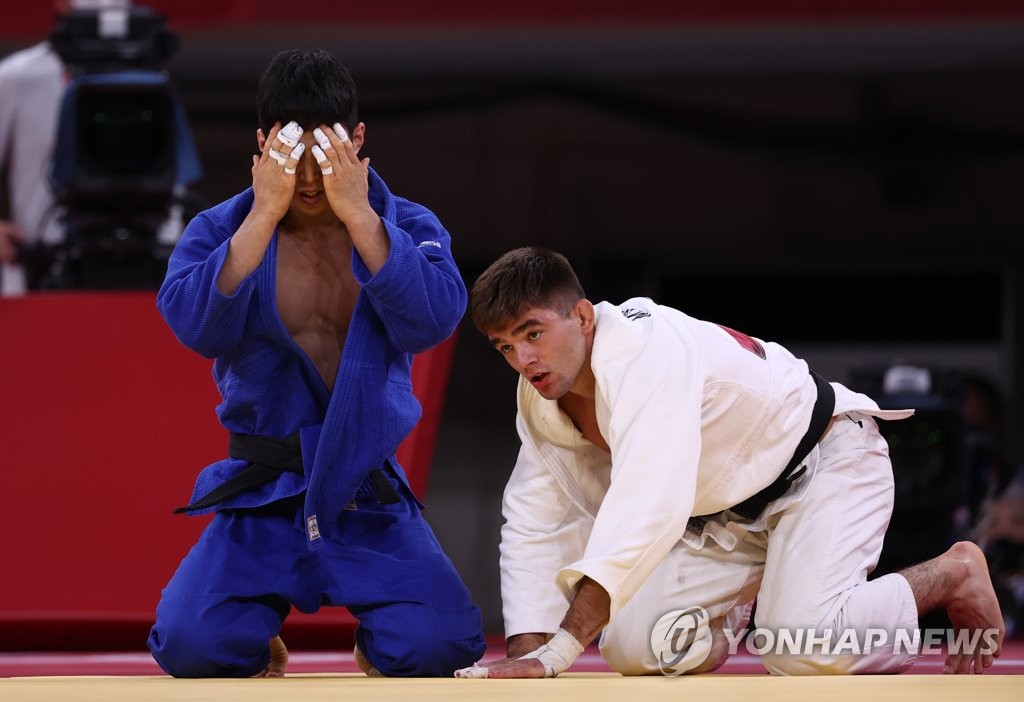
[575,299,596,333]
[256,128,267,151]
[351,122,366,154]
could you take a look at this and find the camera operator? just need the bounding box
[0,0,97,295]
[0,0,198,293]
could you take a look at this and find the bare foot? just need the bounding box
[353,643,384,677]
[941,542,1004,675]
[252,636,289,677]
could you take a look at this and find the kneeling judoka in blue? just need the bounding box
[147,49,485,678]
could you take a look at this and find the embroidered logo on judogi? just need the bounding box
[621,308,651,321]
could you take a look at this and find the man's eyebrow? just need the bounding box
[489,318,544,347]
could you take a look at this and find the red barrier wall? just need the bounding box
[7,1,1024,40]
[0,292,455,650]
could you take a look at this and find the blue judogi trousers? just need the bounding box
[148,475,485,677]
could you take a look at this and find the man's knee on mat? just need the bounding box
[357,612,485,676]
[148,600,279,678]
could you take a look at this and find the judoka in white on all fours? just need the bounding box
[464,247,1004,679]
[501,298,915,675]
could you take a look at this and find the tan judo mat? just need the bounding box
[2,673,1023,702]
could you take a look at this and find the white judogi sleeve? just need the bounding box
[556,301,705,619]
[501,419,592,637]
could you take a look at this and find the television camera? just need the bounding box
[30,4,201,288]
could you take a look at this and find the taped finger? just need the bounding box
[312,145,334,175]
[332,122,349,142]
[454,664,489,679]
[278,121,303,147]
[283,142,305,174]
[268,148,287,166]
[313,127,332,152]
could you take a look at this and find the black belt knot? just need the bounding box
[175,431,400,513]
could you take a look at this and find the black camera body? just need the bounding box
[40,6,201,288]
[53,71,186,222]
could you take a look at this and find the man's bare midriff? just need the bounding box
[275,225,360,390]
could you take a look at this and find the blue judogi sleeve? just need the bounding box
[354,189,466,354]
[156,191,261,359]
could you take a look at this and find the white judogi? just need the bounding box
[500,298,918,675]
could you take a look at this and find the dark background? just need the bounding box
[3,1,1022,634]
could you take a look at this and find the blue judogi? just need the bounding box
[147,170,484,677]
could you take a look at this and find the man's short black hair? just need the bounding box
[256,48,358,136]
[470,247,586,334]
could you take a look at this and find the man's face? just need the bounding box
[256,122,365,220]
[288,129,332,217]
[486,301,593,400]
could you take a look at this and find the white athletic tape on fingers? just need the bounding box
[517,629,584,678]
[454,664,489,678]
[332,122,349,142]
[282,143,304,174]
[313,127,332,151]
[312,145,333,174]
[278,121,303,147]
[269,149,287,165]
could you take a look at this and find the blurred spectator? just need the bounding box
[961,373,1024,637]
[963,373,1012,519]
[976,476,1024,638]
[978,480,1024,546]
[0,0,130,295]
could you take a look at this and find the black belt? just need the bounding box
[725,371,836,521]
[175,432,400,513]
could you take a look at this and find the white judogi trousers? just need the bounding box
[599,413,920,675]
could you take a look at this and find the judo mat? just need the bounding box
[1,673,1023,702]
[3,643,1023,701]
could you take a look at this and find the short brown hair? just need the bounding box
[470,247,586,333]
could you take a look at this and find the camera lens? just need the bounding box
[77,88,173,178]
